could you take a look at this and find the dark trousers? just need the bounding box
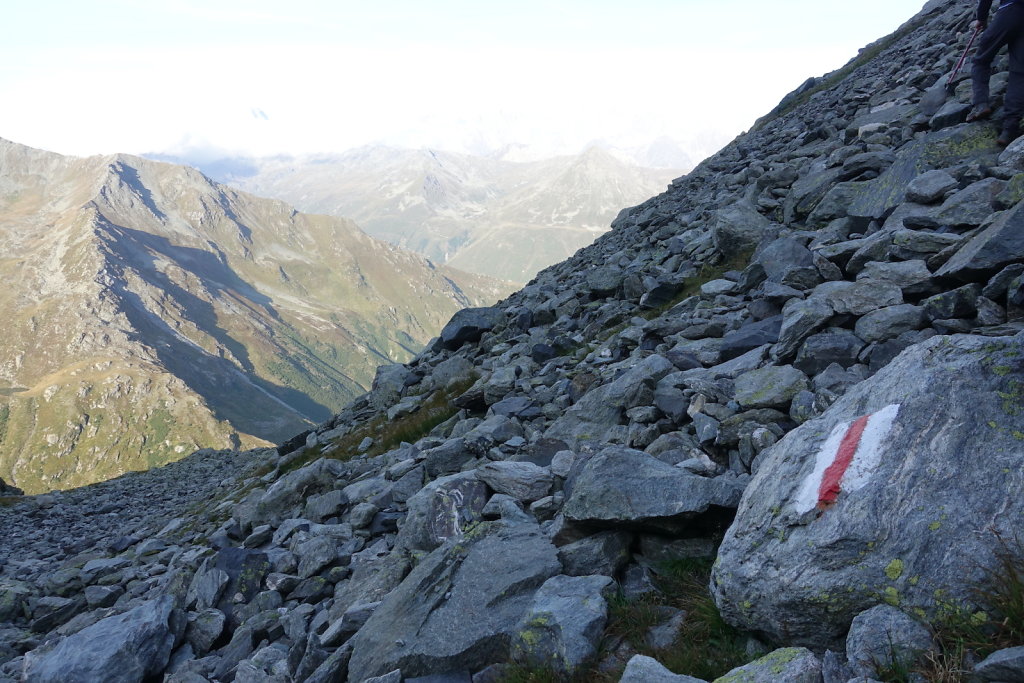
[972,3,1024,126]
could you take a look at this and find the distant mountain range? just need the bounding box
[155,145,685,283]
[0,138,510,493]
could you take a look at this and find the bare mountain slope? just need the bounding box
[0,138,509,492]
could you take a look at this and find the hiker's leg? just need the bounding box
[999,7,1024,140]
[1001,70,1024,142]
[973,10,1015,105]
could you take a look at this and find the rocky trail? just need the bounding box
[2,0,1024,681]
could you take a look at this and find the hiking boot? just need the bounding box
[967,104,993,122]
[998,122,1021,146]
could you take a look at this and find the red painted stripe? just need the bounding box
[817,415,870,509]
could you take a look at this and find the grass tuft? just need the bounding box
[640,250,753,321]
[278,375,478,476]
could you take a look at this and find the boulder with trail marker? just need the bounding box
[711,332,1024,648]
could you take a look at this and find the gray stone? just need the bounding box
[817,280,904,315]
[998,136,1024,169]
[186,608,226,656]
[711,200,775,258]
[733,365,809,409]
[857,260,935,296]
[186,562,230,610]
[983,263,1024,300]
[563,447,746,533]
[891,228,964,257]
[349,502,379,529]
[692,412,720,445]
[854,304,925,342]
[719,316,783,361]
[250,458,345,528]
[0,476,22,497]
[512,574,614,673]
[933,177,1004,227]
[362,671,401,683]
[923,284,981,321]
[846,605,933,679]
[700,278,737,296]
[397,471,489,553]
[346,521,561,681]
[755,237,819,288]
[643,607,687,650]
[794,328,866,375]
[320,601,381,647]
[295,536,339,579]
[84,585,124,609]
[937,199,1024,281]
[304,489,347,523]
[424,439,473,478]
[368,363,416,410]
[557,531,632,577]
[772,296,834,360]
[619,654,706,682]
[712,333,1024,648]
[928,100,970,130]
[714,647,821,682]
[23,596,181,682]
[438,307,504,351]
[586,265,624,295]
[0,580,32,622]
[974,645,1024,682]
[30,596,82,633]
[476,461,552,502]
[905,170,958,204]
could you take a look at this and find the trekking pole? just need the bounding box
[946,25,981,94]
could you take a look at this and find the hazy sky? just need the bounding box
[2,0,928,161]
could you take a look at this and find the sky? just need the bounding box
[1,0,929,163]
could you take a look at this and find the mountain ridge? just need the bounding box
[0,138,511,492]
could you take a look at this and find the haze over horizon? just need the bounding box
[5,0,927,164]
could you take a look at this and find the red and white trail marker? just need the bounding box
[794,404,901,514]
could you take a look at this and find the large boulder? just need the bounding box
[346,521,561,681]
[563,447,746,534]
[437,307,505,351]
[711,200,774,258]
[712,333,1024,648]
[936,199,1024,281]
[23,596,182,682]
[396,471,489,553]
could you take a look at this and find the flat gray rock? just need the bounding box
[733,365,809,409]
[563,447,746,533]
[346,521,560,681]
[23,595,180,683]
[936,199,1024,281]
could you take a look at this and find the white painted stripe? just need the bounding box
[792,404,900,515]
[840,403,900,492]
